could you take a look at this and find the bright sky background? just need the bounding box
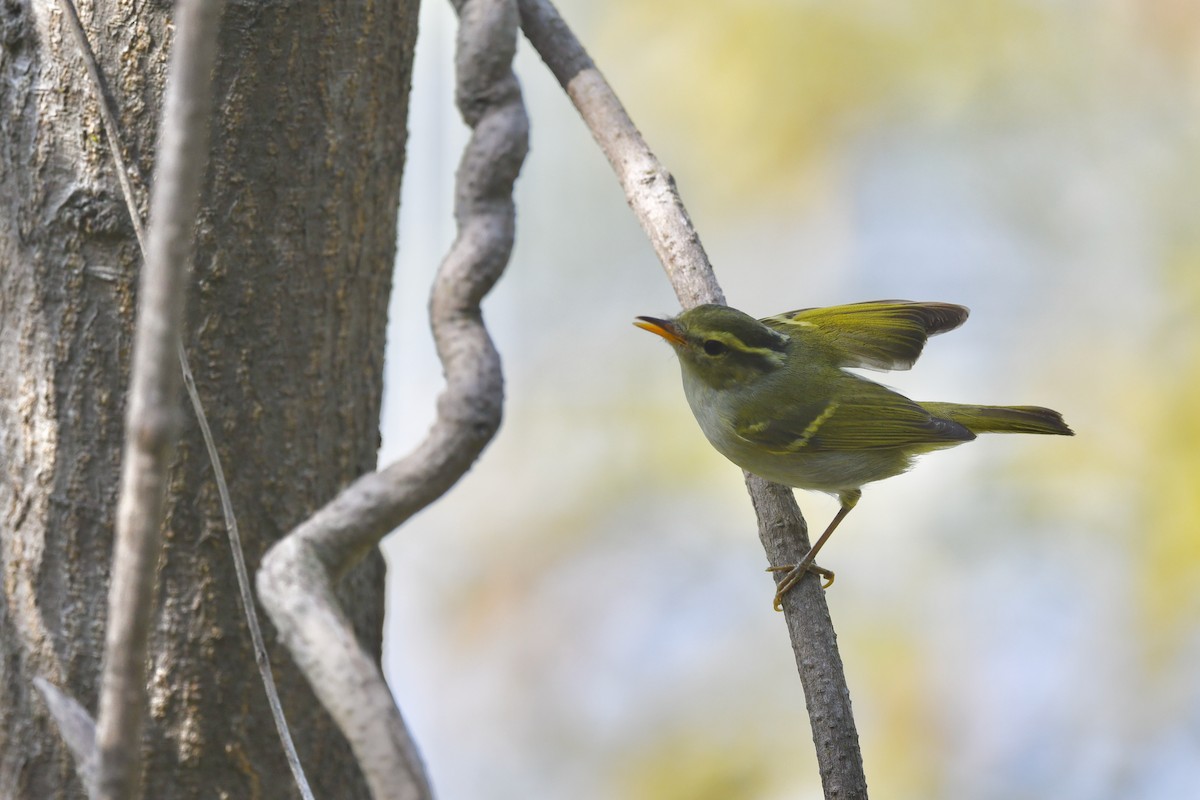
[380,2,1200,798]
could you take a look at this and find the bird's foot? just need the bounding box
[766,560,835,611]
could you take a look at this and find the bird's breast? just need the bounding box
[679,369,914,493]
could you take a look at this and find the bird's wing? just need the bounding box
[733,377,974,452]
[761,300,969,371]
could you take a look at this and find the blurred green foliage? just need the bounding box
[603,1,1200,206]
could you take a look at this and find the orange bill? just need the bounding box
[634,316,686,346]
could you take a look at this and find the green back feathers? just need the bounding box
[762,300,969,371]
[669,302,1073,441]
[735,375,977,454]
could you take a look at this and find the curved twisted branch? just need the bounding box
[256,0,529,796]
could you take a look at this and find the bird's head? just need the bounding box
[634,304,789,390]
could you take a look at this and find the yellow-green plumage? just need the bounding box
[634,300,1073,609]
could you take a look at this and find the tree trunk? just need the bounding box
[0,1,419,796]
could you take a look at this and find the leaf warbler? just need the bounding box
[635,301,1073,610]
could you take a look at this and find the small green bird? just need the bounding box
[635,301,1073,610]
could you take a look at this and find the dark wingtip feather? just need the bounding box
[1035,407,1074,436]
[909,302,969,336]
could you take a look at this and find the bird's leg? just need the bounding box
[766,560,835,590]
[769,489,861,611]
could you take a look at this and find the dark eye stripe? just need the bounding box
[741,329,789,353]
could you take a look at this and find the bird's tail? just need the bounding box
[920,403,1074,436]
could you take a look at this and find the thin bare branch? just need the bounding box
[257,0,529,795]
[179,338,316,800]
[516,0,720,309]
[33,678,98,790]
[92,0,226,796]
[744,475,868,795]
[516,2,868,796]
[53,0,148,254]
[46,2,314,796]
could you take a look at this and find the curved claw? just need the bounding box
[767,561,835,611]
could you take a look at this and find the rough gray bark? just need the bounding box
[0,1,419,797]
[91,0,226,795]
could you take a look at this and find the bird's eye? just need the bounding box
[703,339,728,356]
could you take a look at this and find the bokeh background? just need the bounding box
[379,2,1200,798]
